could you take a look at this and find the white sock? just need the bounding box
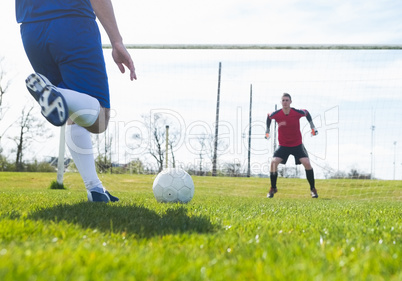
[57,88,100,127]
[65,124,103,192]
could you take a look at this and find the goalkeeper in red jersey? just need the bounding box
[265,93,319,198]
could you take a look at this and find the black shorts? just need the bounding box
[273,144,309,165]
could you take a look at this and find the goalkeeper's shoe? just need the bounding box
[25,73,68,127]
[267,187,277,198]
[311,187,319,198]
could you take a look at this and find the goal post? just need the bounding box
[56,125,65,185]
[102,44,402,50]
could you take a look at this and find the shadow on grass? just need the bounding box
[28,202,217,238]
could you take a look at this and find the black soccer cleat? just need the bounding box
[267,187,278,198]
[311,187,319,198]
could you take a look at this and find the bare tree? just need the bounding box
[278,165,299,178]
[0,57,11,118]
[223,161,242,177]
[348,168,371,179]
[11,105,53,171]
[95,131,113,174]
[193,133,228,175]
[196,134,208,175]
[141,113,181,172]
[150,122,165,172]
[0,57,13,145]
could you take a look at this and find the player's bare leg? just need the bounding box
[67,107,110,133]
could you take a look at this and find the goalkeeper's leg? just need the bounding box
[300,157,318,198]
[267,158,282,198]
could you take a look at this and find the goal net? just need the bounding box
[66,44,402,200]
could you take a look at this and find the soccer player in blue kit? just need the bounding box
[266,93,319,199]
[16,0,136,202]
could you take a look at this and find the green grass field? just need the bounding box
[0,172,401,281]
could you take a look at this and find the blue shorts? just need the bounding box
[20,16,110,108]
[273,144,309,165]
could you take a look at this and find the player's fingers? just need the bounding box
[117,63,125,74]
[127,61,137,80]
[130,68,137,81]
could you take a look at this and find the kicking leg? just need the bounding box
[26,73,101,128]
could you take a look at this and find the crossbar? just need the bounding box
[102,44,402,50]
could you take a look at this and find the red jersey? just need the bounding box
[268,108,308,147]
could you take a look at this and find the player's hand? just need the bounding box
[311,128,318,136]
[265,133,271,140]
[112,42,137,81]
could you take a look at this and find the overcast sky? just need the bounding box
[1,1,402,180]
[3,1,402,51]
[117,0,402,44]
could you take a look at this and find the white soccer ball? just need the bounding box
[152,168,195,203]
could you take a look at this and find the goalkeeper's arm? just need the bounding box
[265,114,271,139]
[305,110,318,136]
